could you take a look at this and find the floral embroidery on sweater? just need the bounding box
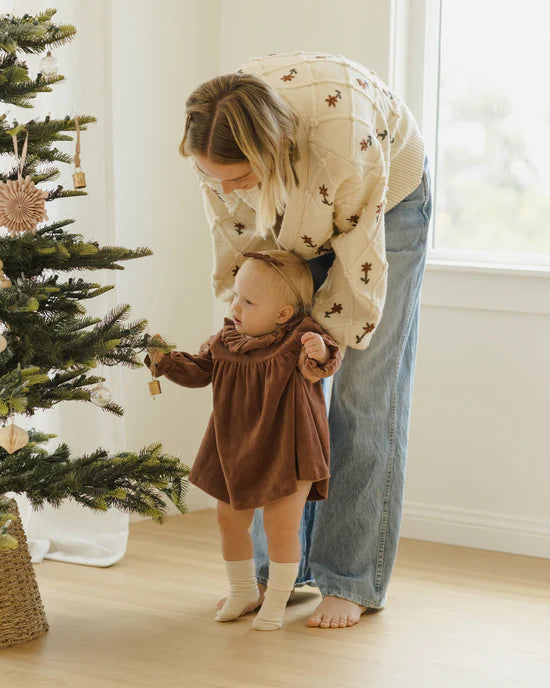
[361,262,372,284]
[301,235,317,248]
[347,214,359,227]
[356,322,375,344]
[319,184,334,206]
[234,222,245,235]
[325,303,343,318]
[281,68,297,81]
[356,78,369,89]
[377,129,395,144]
[360,136,373,151]
[325,90,342,107]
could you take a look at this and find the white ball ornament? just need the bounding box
[90,384,111,408]
[39,51,59,77]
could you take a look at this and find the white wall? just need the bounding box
[109,0,223,511]
[218,0,393,75]
[402,273,550,557]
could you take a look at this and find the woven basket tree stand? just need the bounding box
[0,498,49,648]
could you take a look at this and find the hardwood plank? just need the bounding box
[2,510,549,687]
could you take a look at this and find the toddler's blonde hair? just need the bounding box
[179,73,299,239]
[241,250,313,315]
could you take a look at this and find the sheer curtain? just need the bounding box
[8,0,129,566]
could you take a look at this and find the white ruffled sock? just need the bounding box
[252,561,299,631]
[215,558,259,622]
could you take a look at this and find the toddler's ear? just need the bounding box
[277,304,295,323]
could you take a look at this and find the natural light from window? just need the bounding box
[434,0,550,264]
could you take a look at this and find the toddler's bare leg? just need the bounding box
[215,501,259,622]
[253,481,312,631]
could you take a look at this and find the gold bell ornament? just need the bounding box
[147,335,164,400]
[149,373,162,399]
[72,116,86,189]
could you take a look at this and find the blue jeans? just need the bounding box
[251,160,433,608]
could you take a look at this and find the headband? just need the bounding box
[242,252,305,308]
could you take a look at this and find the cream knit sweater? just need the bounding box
[190,51,425,350]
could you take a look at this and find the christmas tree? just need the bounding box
[0,9,188,551]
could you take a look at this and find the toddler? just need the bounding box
[145,250,341,630]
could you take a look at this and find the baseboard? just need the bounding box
[401,501,550,559]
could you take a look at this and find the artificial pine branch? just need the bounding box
[0,431,188,519]
[0,230,152,277]
[0,10,76,55]
[0,73,64,108]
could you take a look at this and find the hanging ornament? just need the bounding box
[0,335,7,353]
[90,383,111,407]
[39,51,59,77]
[72,116,86,189]
[0,132,48,236]
[149,370,162,399]
[0,259,12,289]
[0,422,29,454]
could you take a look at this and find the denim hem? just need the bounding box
[256,577,316,587]
[320,588,386,610]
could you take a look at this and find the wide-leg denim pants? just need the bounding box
[251,160,433,608]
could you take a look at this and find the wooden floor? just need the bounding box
[2,510,549,688]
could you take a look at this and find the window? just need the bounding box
[401,0,550,270]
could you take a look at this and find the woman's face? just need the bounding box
[231,262,292,337]
[194,153,260,194]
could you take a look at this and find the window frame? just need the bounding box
[391,0,550,314]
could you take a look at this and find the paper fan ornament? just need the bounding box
[0,132,48,236]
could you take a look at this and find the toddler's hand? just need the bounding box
[300,331,329,364]
[146,333,167,374]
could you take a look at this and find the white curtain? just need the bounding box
[7,0,129,566]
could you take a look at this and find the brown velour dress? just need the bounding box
[149,315,341,511]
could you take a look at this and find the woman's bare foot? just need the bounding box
[216,582,266,616]
[306,596,367,628]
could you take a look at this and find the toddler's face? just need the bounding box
[231,262,291,337]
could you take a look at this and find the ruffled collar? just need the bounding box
[220,315,305,353]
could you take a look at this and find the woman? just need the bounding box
[179,51,432,629]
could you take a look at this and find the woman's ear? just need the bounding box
[276,304,295,323]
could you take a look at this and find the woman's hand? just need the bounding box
[300,331,329,364]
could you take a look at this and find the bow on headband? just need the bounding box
[242,252,304,308]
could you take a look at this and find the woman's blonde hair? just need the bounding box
[179,73,299,238]
[241,250,313,315]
